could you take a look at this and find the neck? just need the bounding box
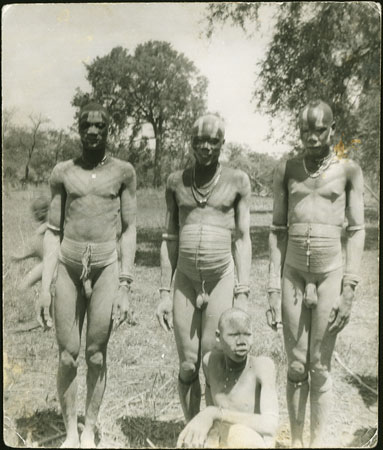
[194,161,219,184]
[82,148,106,166]
[305,147,332,165]
[224,355,248,372]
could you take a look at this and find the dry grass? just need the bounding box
[3,186,378,448]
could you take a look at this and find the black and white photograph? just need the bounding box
[3,2,380,448]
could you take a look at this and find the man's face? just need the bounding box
[219,317,253,363]
[191,117,224,167]
[299,103,335,159]
[79,110,108,152]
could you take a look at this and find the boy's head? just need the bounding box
[32,194,50,222]
[216,307,253,362]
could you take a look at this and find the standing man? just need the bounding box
[156,114,252,422]
[37,102,137,448]
[267,100,365,447]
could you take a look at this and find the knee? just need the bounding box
[59,350,78,369]
[310,362,332,392]
[227,424,266,448]
[86,349,105,369]
[179,360,199,383]
[288,360,308,383]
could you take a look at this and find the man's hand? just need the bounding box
[156,292,173,332]
[234,293,249,312]
[112,285,135,329]
[328,285,355,334]
[177,406,216,448]
[266,291,282,331]
[36,291,53,330]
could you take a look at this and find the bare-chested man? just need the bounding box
[267,100,365,447]
[156,114,252,422]
[37,101,137,448]
[177,308,278,448]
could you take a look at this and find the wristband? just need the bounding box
[234,284,250,297]
[346,224,365,232]
[119,273,134,284]
[119,282,131,290]
[267,288,281,294]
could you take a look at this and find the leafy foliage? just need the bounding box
[206,3,381,185]
[73,41,208,187]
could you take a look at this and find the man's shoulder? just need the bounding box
[336,157,362,175]
[51,159,75,180]
[109,156,135,172]
[167,169,190,188]
[252,355,276,378]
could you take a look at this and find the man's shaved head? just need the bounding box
[192,114,225,140]
[299,100,334,129]
[218,307,252,332]
[79,102,110,125]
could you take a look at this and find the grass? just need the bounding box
[3,186,379,448]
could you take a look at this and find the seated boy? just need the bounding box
[177,307,278,448]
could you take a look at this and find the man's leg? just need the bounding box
[206,422,267,449]
[81,262,117,448]
[201,271,234,357]
[309,268,342,447]
[54,262,86,448]
[282,264,310,448]
[173,270,202,422]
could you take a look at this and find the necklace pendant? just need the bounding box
[198,199,207,208]
[92,173,96,179]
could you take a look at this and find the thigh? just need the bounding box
[173,270,201,365]
[225,423,267,448]
[310,268,342,369]
[54,262,86,354]
[201,271,234,356]
[282,264,310,365]
[86,261,118,352]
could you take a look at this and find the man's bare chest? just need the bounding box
[288,163,347,202]
[63,166,123,200]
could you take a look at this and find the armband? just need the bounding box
[162,233,179,241]
[234,284,250,297]
[119,273,134,284]
[159,287,171,293]
[47,223,60,232]
[270,224,288,232]
[343,273,361,288]
[346,224,365,232]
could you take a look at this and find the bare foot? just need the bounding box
[80,428,96,448]
[60,435,80,448]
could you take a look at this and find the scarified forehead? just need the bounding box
[299,100,333,128]
[79,102,109,124]
[192,114,225,139]
[218,308,251,332]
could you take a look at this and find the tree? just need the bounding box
[206,3,381,186]
[18,114,50,182]
[73,41,208,187]
[225,142,277,195]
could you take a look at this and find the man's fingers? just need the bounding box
[266,309,275,328]
[43,308,53,329]
[166,313,173,330]
[328,307,338,324]
[158,315,169,332]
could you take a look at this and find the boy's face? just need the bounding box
[219,316,253,363]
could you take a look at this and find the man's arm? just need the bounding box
[114,164,137,327]
[267,161,288,329]
[157,174,179,332]
[233,171,252,308]
[329,161,365,333]
[37,167,64,328]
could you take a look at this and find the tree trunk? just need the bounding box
[24,163,29,182]
[153,134,162,187]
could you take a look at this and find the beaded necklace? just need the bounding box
[191,163,222,208]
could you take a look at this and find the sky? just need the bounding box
[2,3,291,156]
